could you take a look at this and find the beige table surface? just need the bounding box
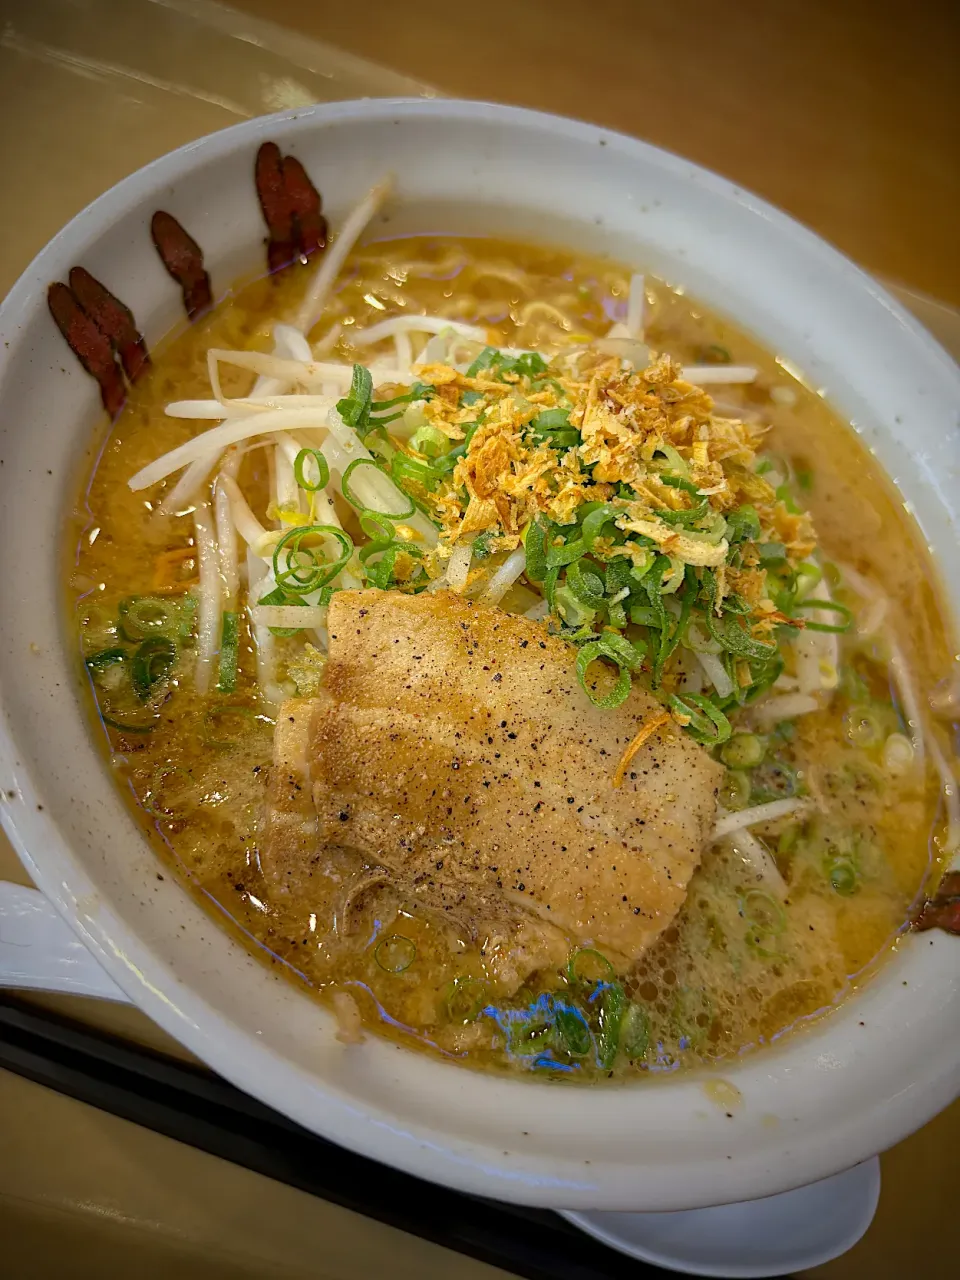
[0,0,958,1276]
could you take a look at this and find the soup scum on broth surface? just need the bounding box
[67,184,959,1079]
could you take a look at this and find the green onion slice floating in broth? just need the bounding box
[566,947,616,987]
[621,1003,651,1059]
[118,596,185,642]
[85,647,128,673]
[131,636,177,701]
[720,732,766,769]
[373,934,417,974]
[216,611,240,694]
[444,977,488,1024]
[596,980,626,1070]
[825,853,860,896]
[741,888,787,958]
[553,1002,592,1056]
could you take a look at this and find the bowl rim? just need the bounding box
[1,96,958,1209]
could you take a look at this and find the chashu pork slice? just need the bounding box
[300,589,722,969]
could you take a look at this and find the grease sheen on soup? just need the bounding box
[66,235,955,1079]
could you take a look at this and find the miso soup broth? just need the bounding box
[66,232,958,1080]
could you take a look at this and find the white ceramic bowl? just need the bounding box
[0,99,957,1210]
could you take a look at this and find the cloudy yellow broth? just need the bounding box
[65,235,955,1079]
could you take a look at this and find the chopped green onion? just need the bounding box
[117,596,185,642]
[532,407,571,432]
[178,595,198,644]
[359,511,395,543]
[741,889,786,934]
[539,428,581,450]
[272,524,353,594]
[444,977,488,1023]
[257,585,308,637]
[360,537,423,590]
[553,586,596,627]
[565,560,606,608]
[131,637,176,701]
[543,565,560,613]
[523,517,548,584]
[606,598,628,629]
[466,347,548,381]
[725,505,761,544]
[721,733,766,769]
[757,541,787,564]
[390,451,437,489]
[776,483,800,514]
[668,692,732,745]
[720,769,751,810]
[603,558,635,595]
[554,1003,592,1056]
[216,611,240,693]
[621,1003,651,1059]
[371,382,434,411]
[466,347,499,377]
[409,424,450,458]
[544,526,588,570]
[794,562,822,600]
[793,599,853,633]
[596,981,626,1070]
[101,712,157,734]
[293,448,330,492]
[658,495,709,526]
[471,531,494,559]
[642,563,672,685]
[825,854,859,896]
[696,343,732,364]
[702,607,777,664]
[511,351,548,378]
[566,948,616,986]
[85,648,127,673]
[576,640,634,709]
[342,458,415,518]
[335,363,373,427]
[654,444,689,477]
[580,502,620,549]
[373,934,417,973]
[740,653,784,705]
[661,474,700,497]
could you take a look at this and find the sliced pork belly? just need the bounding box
[289,589,721,979]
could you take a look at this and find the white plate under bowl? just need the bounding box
[561,1158,881,1277]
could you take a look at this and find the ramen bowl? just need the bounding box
[0,99,958,1210]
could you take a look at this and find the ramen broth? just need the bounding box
[66,236,956,1078]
